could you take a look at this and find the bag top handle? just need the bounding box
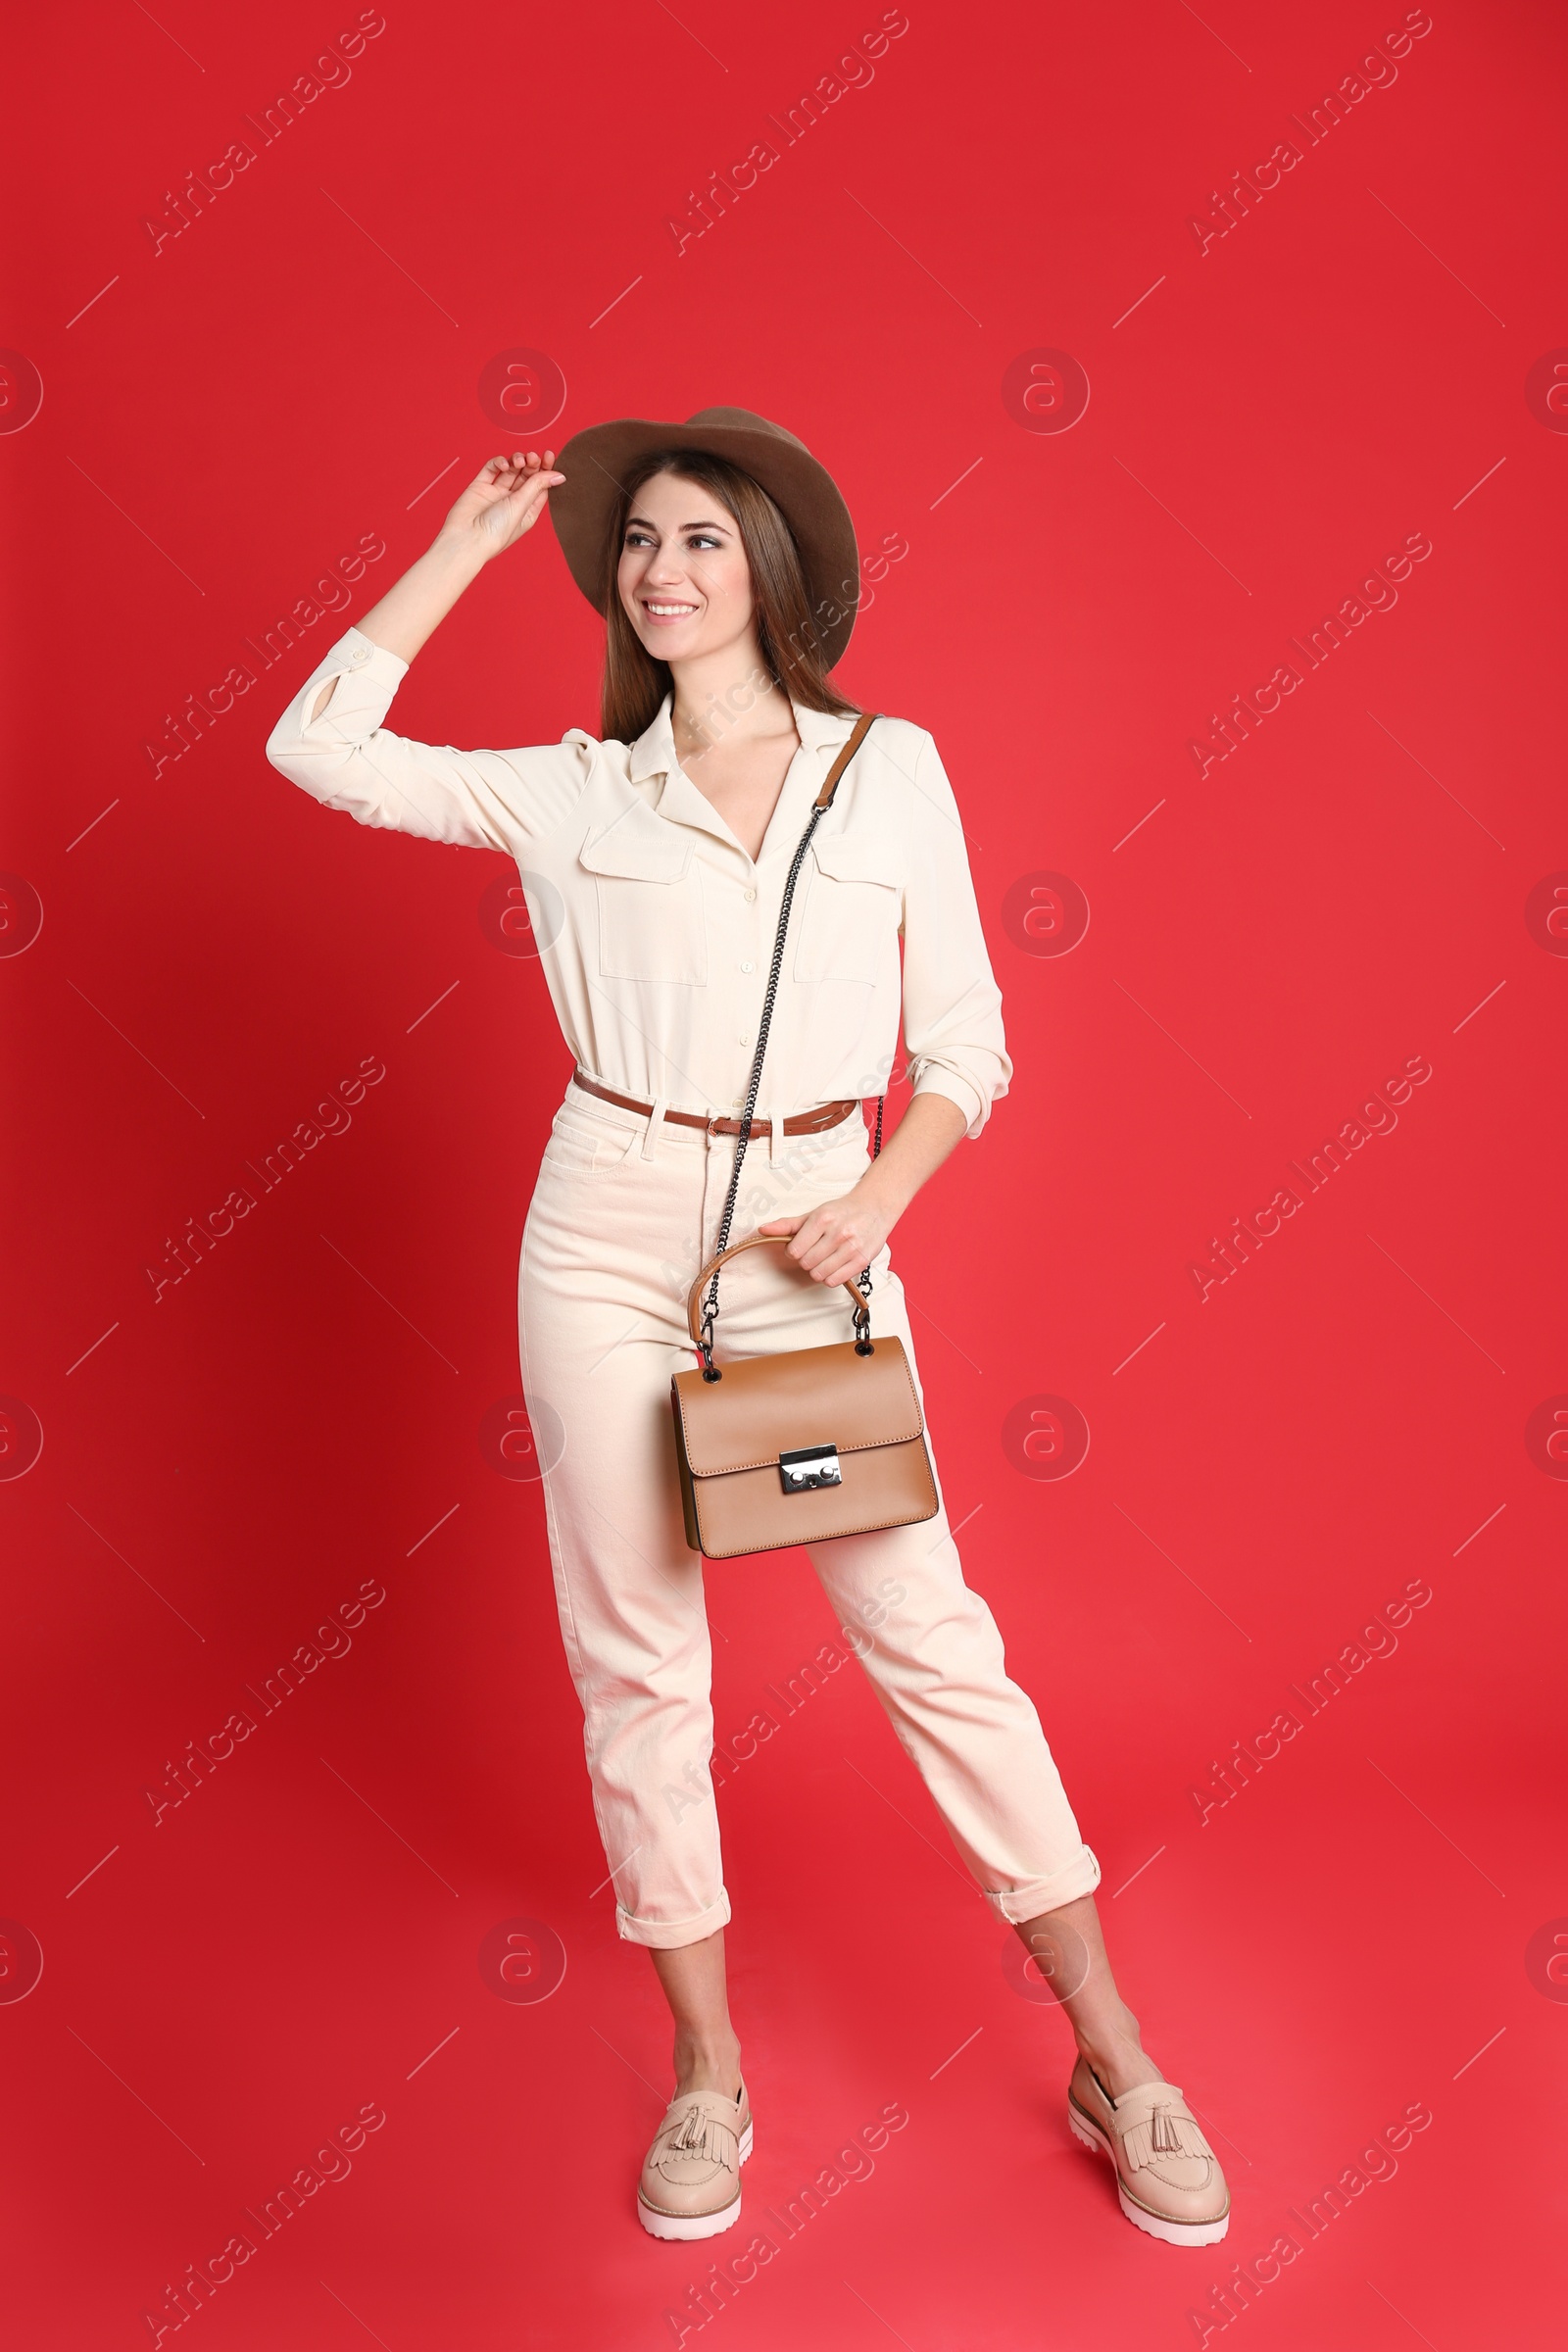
[685,1231,868,1351]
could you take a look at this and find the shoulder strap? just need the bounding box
[694,710,880,1376]
[813,710,877,809]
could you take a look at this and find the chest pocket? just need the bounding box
[579,809,708,985]
[793,833,905,985]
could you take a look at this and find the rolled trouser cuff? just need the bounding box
[615,1888,732,1949]
[983,1844,1103,1925]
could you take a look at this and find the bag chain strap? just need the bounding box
[698,715,881,1381]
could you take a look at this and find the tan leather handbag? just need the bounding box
[668,712,940,1560]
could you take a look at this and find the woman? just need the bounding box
[266,407,1230,2251]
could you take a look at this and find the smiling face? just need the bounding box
[615,467,757,666]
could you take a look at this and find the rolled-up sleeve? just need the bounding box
[265,625,594,852]
[899,730,1012,1139]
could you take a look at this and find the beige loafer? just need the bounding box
[637,2078,753,2241]
[1067,2057,1230,2246]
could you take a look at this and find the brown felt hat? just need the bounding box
[548,406,861,670]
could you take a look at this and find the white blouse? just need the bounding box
[265,625,1011,1142]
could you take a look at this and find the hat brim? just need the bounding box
[548,415,860,671]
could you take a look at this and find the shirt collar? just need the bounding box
[626,692,858,853]
[628,693,858,781]
[624,695,673,791]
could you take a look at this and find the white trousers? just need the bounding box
[518,1078,1102,1947]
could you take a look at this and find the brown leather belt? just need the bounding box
[572,1069,858,1140]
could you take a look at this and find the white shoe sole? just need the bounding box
[1068,2104,1230,2246]
[637,2120,754,2241]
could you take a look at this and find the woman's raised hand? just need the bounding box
[337,449,566,667]
[439,449,565,562]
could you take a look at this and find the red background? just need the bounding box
[3,1,1564,2344]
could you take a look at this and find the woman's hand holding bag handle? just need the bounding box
[684,1233,869,1352]
[667,714,940,1560]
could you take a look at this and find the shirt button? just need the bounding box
[738,1033,751,1047]
[740,959,755,973]
[743,888,757,903]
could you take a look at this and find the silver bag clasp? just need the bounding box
[779,1443,842,1494]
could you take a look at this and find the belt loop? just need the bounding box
[768,1100,787,1165]
[641,1097,668,1159]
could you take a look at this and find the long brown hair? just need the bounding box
[599,450,859,742]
